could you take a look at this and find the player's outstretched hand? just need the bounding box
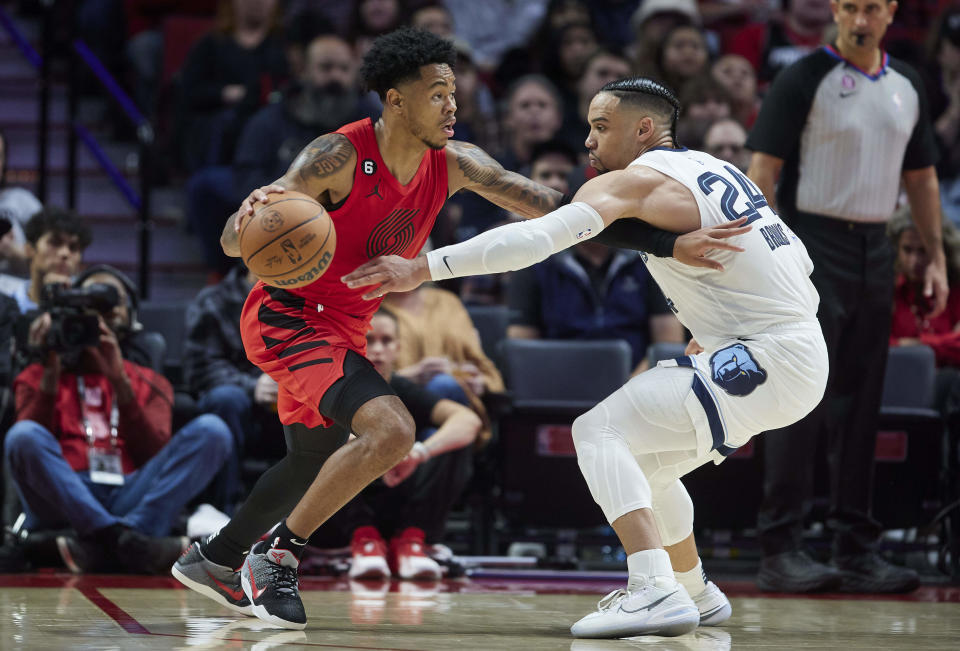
[234,184,286,232]
[674,217,752,271]
[342,255,432,300]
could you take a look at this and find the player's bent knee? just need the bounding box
[571,406,605,451]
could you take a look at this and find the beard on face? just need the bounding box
[296,82,356,130]
[408,116,447,150]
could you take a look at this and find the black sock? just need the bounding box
[202,531,251,570]
[255,520,309,560]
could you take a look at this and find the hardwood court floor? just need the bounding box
[1,574,958,650]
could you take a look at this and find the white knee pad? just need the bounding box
[571,404,653,524]
[651,479,694,546]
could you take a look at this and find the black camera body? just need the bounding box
[40,282,120,355]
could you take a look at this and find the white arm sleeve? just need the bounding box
[426,202,605,280]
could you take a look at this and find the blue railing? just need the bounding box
[0,4,155,297]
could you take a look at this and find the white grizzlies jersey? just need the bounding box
[629,147,828,454]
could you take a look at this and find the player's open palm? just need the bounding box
[342,255,431,299]
[234,184,286,232]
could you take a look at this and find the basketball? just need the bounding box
[239,191,337,289]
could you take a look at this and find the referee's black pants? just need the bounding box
[758,211,894,558]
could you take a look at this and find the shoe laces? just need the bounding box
[596,589,628,611]
[265,560,299,597]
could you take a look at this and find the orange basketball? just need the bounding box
[239,191,337,289]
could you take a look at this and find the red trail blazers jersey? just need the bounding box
[239,118,448,427]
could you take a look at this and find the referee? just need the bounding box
[746,0,947,593]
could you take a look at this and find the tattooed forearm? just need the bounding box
[449,141,563,218]
[293,133,354,181]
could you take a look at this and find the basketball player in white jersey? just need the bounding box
[343,77,828,639]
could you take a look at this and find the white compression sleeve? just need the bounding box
[426,202,605,280]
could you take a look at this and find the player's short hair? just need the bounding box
[23,205,92,249]
[599,77,681,146]
[359,27,457,100]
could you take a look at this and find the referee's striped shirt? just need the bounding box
[746,45,938,223]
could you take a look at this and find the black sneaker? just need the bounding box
[117,528,190,575]
[241,546,306,630]
[56,535,112,573]
[757,550,842,593]
[171,541,253,615]
[833,553,920,593]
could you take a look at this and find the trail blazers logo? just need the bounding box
[366,208,419,258]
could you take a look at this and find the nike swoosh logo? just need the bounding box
[839,91,856,98]
[247,563,267,601]
[442,255,453,274]
[699,603,726,618]
[206,571,245,601]
[619,589,678,614]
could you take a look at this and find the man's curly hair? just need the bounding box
[359,27,457,100]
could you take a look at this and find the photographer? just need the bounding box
[2,270,233,574]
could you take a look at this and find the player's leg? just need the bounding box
[240,352,414,629]
[648,474,731,626]
[568,366,705,638]
[171,420,349,614]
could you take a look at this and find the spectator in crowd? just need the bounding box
[712,53,760,128]
[178,0,289,279]
[348,0,402,59]
[407,1,454,39]
[627,0,699,74]
[505,140,685,372]
[446,0,550,71]
[548,21,601,106]
[888,207,960,416]
[176,0,288,172]
[653,24,711,95]
[233,33,379,194]
[704,117,751,172]
[10,208,91,314]
[184,264,285,513]
[498,75,565,172]
[0,129,42,282]
[3,270,232,574]
[314,308,483,581]
[495,0,592,90]
[382,283,504,405]
[728,0,832,85]
[747,0,942,594]
[559,48,632,155]
[676,75,734,149]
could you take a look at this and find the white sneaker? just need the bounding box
[570,577,700,639]
[693,581,731,626]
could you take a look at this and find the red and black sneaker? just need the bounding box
[240,546,305,630]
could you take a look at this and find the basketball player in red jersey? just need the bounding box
[172,28,746,630]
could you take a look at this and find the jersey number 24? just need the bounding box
[697,165,769,225]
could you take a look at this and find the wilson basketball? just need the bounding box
[240,191,337,289]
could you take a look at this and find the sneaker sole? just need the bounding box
[572,611,700,638]
[171,565,254,616]
[349,567,391,580]
[240,568,307,630]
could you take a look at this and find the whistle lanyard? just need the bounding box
[77,377,119,448]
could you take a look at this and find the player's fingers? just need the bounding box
[361,284,387,300]
[253,189,269,204]
[341,266,382,286]
[713,216,749,229]
[692,256,724,271]
[704,240,746,252]
[709,225,752,238]
[266,184,285,195]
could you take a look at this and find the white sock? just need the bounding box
[626,548,673,590]
[674,559,707,598]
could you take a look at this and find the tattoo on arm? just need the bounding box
[449,141,562,217]
[293,133,354,181]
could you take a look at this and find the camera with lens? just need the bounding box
[39,282,120,355]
